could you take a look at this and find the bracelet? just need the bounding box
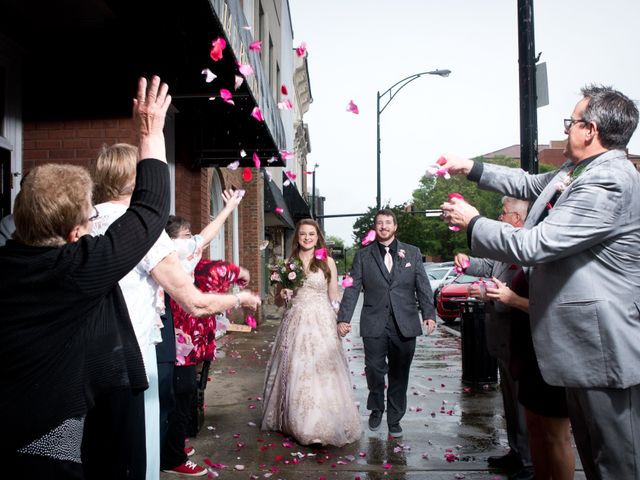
[233,292,241,309]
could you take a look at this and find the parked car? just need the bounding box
[436,274,481,324]
[424,261,457,293]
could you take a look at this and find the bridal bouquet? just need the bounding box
[269,257,306,290]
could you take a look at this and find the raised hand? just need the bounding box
[441,196,480,230]
[436,154,475,176]
[133,76,172,162]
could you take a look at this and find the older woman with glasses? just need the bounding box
[0,76,172,479]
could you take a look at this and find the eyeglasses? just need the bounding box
[563,118,588,130]
[88,206,99,222]
[498,211,518,219]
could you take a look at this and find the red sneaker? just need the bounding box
[184,445,195,457]
[162,461,207,476]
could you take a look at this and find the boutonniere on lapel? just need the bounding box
[404,262,411,268]
[554,162,588,194]
[398,249,406,259]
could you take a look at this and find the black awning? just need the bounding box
[283,173,311,222]
[264,173,295,229]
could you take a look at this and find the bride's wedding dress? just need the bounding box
[261,270,361,446]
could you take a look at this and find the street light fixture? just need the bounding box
[311,163,319,219]
[376,69,451,210]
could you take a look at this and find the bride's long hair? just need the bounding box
[289,218,332,282]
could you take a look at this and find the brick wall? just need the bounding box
[23,119,134,172]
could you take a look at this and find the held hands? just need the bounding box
[441,196,479,231]
[337,322,351,337]
[280,288,294,303]
[423,319,437,336]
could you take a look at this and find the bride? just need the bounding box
[261,219,361,446]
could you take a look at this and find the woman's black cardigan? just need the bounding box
[0,159,170,452]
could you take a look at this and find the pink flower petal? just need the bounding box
[277,99,293,110]
[210,37,226,61]
[281,84,288,96]
[238,63,254,76]
[284,170,297,182]
[249,40,262,51]
[251,106,264,122]
[242,168,252,182]
[346,100,359,114]
[437,156,447,166]
[341,275,354,288]
[201,68,217,83]
[448,192,465,201]
[280,150,294,161]
[295,41,307,57]
[240,149,247,158]
[253,152,261,169]
[220,88,234,105]
[275,207,284,214]
[234,75,244,90]
[245,315,257,329]
[314,248,328,260]
[227,160,240,170]
[361,229,376,246]
[382,463,392,469]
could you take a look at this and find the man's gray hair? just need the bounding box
[502,196,529,218]
[581,85,639,150]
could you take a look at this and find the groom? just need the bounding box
[337,209,436,437]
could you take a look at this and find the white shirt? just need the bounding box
[173,234,205,276]
[91,202,174,348]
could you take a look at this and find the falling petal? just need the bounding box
[240,149,247,158]
[253,152,261,169]
[259,240,270,250]
[241,25,252,31]
[267,156,278,164]
[245,315,257,329]
[242,168,252,182]
[437,156,447,166]
[382,464,392,470]
[201,68,217,83]
[284,170,297,182]
[314,248,328,260]
[280,150,295,161]
[238,62,254,76]
[283,179,291,187]
[361,229,376,246]
[249,40,262,51]
[251,106,264,121]
[227,161,240,170]
[281,84,289,95]
[210,37,226,61]
[234,75,244,90]
[295,41,307,57]
[341,275,354,288]
[346,100,359,114]
[235,189,246,198]
[277,99,293,110]
[275,207,284,214]
[448,192,465,201]
[220,88,234,105]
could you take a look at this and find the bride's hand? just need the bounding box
[280,288,294,301]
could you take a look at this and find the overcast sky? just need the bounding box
[288,0,640,244]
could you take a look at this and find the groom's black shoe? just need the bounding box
[388,423,403,438]
[368,410,383,431]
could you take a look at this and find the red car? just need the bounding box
[435,275,480,323]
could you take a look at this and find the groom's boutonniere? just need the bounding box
[398,249,406,259]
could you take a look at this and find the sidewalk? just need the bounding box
[164,296,585,479]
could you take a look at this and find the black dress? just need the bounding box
[510,269,569,418]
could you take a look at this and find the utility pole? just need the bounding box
[518,0,538,174]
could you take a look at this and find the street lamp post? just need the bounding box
[311,163,319,219]
[376,69,451,210]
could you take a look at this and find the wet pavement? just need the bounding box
[162,295,585,479]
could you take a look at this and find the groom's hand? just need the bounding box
[423,319,437,336]
[337,322,351,337]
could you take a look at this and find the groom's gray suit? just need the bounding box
[337,240,434,426]
[466,150,640,479]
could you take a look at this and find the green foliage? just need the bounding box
[349,156,548,261]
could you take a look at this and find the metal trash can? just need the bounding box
[458,299,498,385]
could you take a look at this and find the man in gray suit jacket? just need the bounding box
[440,85,640,480]
[455,196,532,478]
[337,209,436,438]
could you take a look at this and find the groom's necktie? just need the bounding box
[384,246,393,273]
